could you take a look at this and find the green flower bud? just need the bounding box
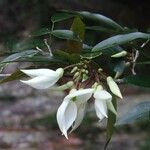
[107,76,123,99]
[71,66,78,73]
[73,72,80,79]
[82,74,88,82]
[98,68,103,72]
[111,51,127,58]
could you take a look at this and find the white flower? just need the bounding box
[20,68,64,89]
[107,76,123,99]
[57,88,93,139]
[94,85,117,121]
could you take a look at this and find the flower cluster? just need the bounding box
[20,66,122,139]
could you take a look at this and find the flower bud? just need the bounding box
[98,68,103,72]
[56,68,64,78]
[73,72,80,79]
[82,74,88,82]
[85,70,88,74]
[111,51,127,58]
[49,81,74,91]
[71,66,78,73]
[81,69,86,73]
[107,76,123,99]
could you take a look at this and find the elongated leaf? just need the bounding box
[101,46,123,56]
[86,26,117,34]
[0,50,38,64]
[105,96,117,149]
[67,17,85,53]
[62,10,123,31]
[92,32,150,52]
[123,75,150,88]
[81,51,102,59]
[13,55,67,64]
[116,102,150,125]
[0,70,27,84]
[51,30,79,41]
[51,13,75,23]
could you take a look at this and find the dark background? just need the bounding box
[0,0,150,42]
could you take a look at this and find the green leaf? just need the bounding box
[13,55,67,64]
[67,17,85,53]
[105,96,117,149]
[51,13,75,23]
[51,30,79,41]
[32,28,51,37]
[102,46,123,56]
[0,70,27,84]
[81,51,102,59]
[123,75,150,88]
[116,102,150,126]
[0,50,38,64]
[0,50,38,71]
[86,26,118,34]
[62,10,123,31]
[92,32,150,52]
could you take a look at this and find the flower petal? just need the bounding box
[20,75,59,89]
[57,98,77,139]
[21,69,57,77]
[95,98,108,118]
[70,103,86,132]
[94,90,112,101]
[66,89,94,104]
[95,104,105,121]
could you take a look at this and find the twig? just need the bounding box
[36,46,45,55]
[44,39,53,57]
[132,49,139,75]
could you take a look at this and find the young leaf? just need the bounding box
[51,30,79,41]
[67,17,85,53]
[105,96,117,150]
[92,32,150,52]
[116,102,150,125]
[123,75,150,88]
[51,13,75,23]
